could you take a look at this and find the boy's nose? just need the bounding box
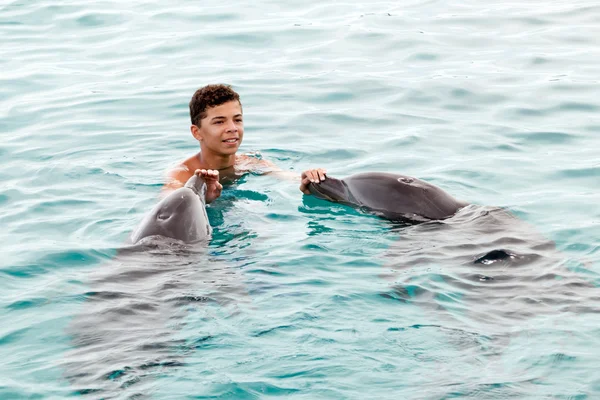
[226,120,237,132]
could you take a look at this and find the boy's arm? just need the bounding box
[260,159,299,180]
[255,157,326,194]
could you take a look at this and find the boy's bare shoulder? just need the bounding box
[181,153,202,171]
[167,156,194,177]
[162,154,200,193]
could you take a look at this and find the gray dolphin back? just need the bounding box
[309,172,468,222]
[130,174,212,244]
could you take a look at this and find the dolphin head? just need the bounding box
[308,177,352,203]
[184,174,208,203]
[129,173,212,245]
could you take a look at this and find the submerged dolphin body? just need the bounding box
[308,172,468,223]
[130,174,212,244]
[63,175,237,396]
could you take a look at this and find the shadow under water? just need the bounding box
[61,239,248,398]
[380,205,600,332]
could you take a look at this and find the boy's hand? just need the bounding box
[299,168,327,194]
[194,169,222,203]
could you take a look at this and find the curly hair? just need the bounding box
[189,84,242,127]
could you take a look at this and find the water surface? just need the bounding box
[1,0,599,398]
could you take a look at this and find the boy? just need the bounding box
[163,84,326,202]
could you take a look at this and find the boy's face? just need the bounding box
[191,100,244,156]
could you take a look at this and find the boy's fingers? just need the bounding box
[318,169,326,181]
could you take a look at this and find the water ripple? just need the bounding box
[1,0,600,398]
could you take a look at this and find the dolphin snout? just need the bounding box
[308,178,347,202]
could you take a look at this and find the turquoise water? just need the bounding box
[2,0,600,398]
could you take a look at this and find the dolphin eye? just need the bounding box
[157,213,170,220]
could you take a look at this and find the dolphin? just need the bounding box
[62,174,219,394]
[308,172,468,223]
[130,173,212,244]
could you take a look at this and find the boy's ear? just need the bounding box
[191,125,202,141]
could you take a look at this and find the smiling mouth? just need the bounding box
[222,138,239,144]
